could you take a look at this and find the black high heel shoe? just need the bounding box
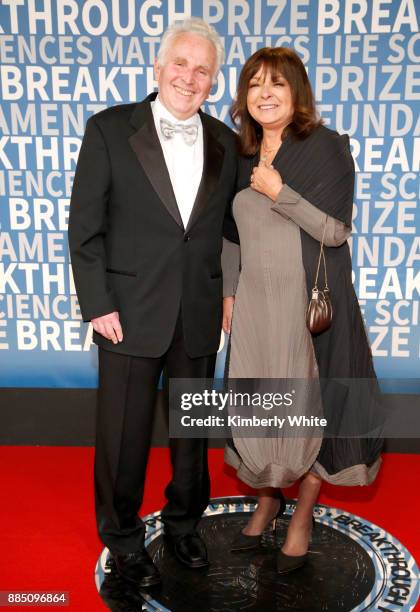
[276,515,316,573]
[230,492,286,552]
[276,550,308,574]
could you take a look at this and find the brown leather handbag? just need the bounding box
[306,217,333,334]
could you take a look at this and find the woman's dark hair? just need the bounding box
[231,47,322,156]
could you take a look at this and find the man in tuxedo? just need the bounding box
[68,18,237,587]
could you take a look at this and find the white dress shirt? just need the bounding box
[152,96,204,229]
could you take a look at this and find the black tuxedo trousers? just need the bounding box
[95,312,216,554]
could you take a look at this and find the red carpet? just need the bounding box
[0,448,419,611]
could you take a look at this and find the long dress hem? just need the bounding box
[225,443,382,488]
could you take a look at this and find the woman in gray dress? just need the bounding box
[222,47,382,574]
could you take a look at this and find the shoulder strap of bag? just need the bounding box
[314,215,329,290]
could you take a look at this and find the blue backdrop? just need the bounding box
[0,0,418,388]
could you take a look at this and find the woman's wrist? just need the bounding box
[272,183,284,201]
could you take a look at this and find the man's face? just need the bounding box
[154,33,217,120]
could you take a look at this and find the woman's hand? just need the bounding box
[250,161,283,201]
[223,296,235,334]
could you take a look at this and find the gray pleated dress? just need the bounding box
[221,183,374,489]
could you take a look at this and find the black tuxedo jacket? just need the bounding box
[68,93,238,358]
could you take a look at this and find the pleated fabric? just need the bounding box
[225,186,323,487]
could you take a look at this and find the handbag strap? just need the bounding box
[314,215,329,290]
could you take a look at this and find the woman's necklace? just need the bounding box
[260,140,281,163]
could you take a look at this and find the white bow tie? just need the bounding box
[160,118,198,146]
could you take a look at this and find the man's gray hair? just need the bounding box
[157,17,224,79]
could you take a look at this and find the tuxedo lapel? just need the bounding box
[128,96,184,229]
[185,113,225,233]
[129,97,225,233]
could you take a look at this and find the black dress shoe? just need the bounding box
[168,533,209,569]
[111,549,161,587]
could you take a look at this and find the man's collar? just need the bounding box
[129,91,205,132]
[153,94,200,126]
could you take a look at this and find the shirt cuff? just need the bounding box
[222,238,240,296]
[275,184,302,205]
[223,275,239,297]
[271,184,302,218]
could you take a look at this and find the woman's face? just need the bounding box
[246,66,294,132]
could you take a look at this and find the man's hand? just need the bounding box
[250,161,283,201]
[222,297,235,334]
[91,311,123,344]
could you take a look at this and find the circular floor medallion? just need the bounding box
[95,496,419,611]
